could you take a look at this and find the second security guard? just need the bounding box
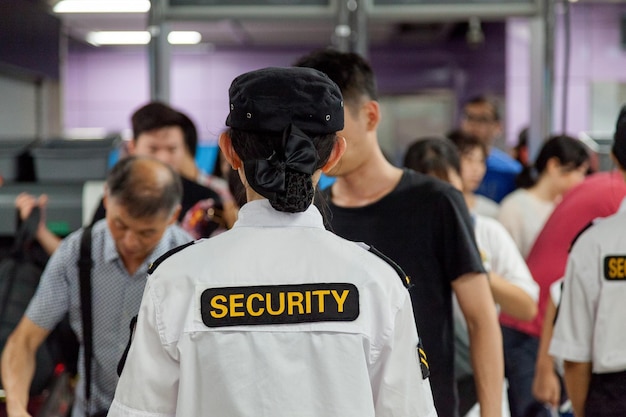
[550,105,626,417]
[107,67,438,417]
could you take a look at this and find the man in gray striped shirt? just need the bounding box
[1,156,192,417]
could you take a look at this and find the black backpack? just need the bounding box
[0,208,78,395]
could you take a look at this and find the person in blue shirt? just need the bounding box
[460,95,522,203]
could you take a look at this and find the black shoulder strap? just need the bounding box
[367,245,413,289]
[78,225,93,416]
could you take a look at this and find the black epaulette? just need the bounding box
[569,221,594,253]
[367,245,413,289]
[148,241,195,275]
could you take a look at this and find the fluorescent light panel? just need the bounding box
[54,0,151,13]
[86,31,150,46]
[86,31,202,46]
[167,31,202,45]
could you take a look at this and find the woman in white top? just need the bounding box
[498,135,590,258]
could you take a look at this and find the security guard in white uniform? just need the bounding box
[550,105,626,417]
[108,67,438,417]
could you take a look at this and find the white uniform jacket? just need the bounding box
[108,199,438,417]
[550,198,626,374]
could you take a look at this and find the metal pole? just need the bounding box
[353,0,368,58]
[148,0,170,103]
[333,0,368,58]
[528,0,554,161]
[334,0,351,52]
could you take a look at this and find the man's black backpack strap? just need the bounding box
[78,225,93,416]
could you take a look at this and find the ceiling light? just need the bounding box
[167,31,202,45]
[86,31,151,46]
[53,0,151,13]
[86,31,203,46]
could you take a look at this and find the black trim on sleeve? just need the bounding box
[147,241,195,275]
[367,245,413,289]
[117,315,138,377]
[418,338,430,379]
[569,221,594,253]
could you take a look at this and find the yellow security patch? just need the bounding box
[604,256,626,280]
[201,283,359,327]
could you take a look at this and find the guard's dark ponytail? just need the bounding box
[228,128,336,213]
[274,170,315,212]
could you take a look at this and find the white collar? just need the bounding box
[233,199,325,230]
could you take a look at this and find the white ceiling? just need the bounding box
[48,0,626,49]
[55,12,459,49]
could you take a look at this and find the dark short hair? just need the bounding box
[131,102,198,156]
[516,135,590,189]
[106,156,183,218]
[447,129,488,159]
[178,111,198,157]
[294,48,378,107]
[464,95,501,122]
[403,137,461,182]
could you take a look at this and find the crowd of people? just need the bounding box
[1,47,625,417]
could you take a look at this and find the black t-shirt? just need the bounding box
[319,169,484,417]
[91,176,222,224]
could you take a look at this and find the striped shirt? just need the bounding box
[26,219,192,416]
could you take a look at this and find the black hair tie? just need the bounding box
[244,124,319,199]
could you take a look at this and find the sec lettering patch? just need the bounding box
[201,283,359,327]
[417,339,429,379]
[604,256,626,281]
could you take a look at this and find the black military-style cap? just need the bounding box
[225,67,344,135]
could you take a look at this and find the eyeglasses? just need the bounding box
[463,113,497,124]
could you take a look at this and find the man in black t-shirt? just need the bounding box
[296,50,504,417]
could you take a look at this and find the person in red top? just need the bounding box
[499,170,626,415]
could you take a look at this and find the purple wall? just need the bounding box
[64,47,324,143]
[506,3,626,146]
[62,23,506,144]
